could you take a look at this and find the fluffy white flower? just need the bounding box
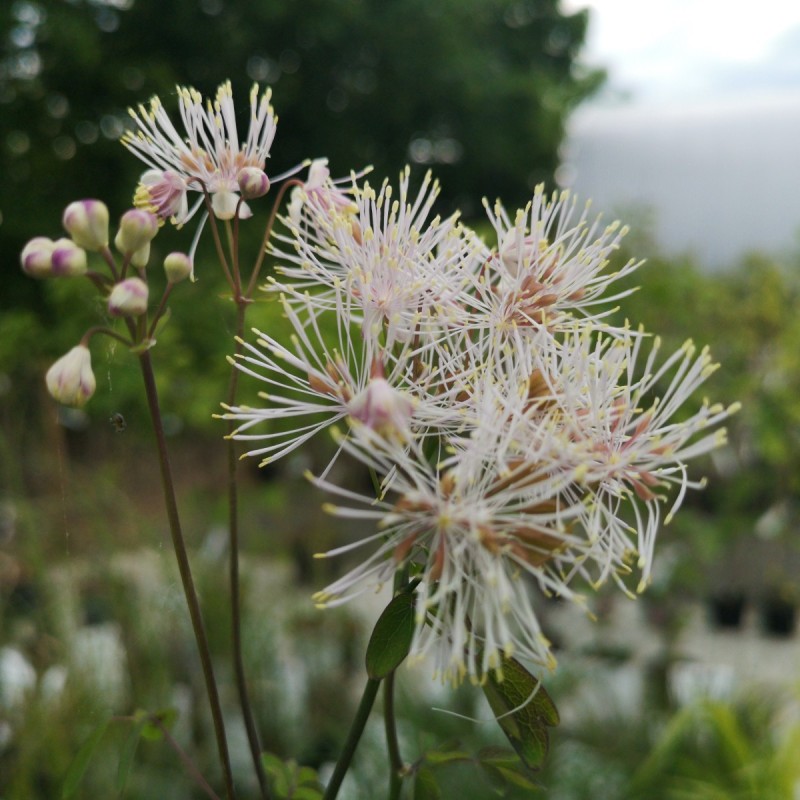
[122,81,277,224]
[310,407,586,684]
[271,168,481,347]
[462,186,641,348]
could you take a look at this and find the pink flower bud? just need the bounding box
[45,345,96,407]
[348,378,415,439]
[20,237,55,278]
[237,167,270,200]
[163,252,193,283]
[108,277,148,317]
[50,238,88,277]
[62,200,109,251]
[115,209,158,254]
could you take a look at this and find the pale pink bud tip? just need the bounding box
[46,345,96,407]
[348,378,415,439]
[20,237,55,278]
[163,252,192,283]
[62,200,110,251]
[115,209,158,254]
[237,167,270,200]
[108,277,149,317]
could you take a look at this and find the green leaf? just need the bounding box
[296,765,323,788]
[115,719,145,793]
[62,717,111,798]
[365,588,416,679]
[260,751,286,779]
[412,767,442,800]
[481,654,559,773]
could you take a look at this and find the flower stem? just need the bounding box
[226,301,272,799]
[323,677,381,800]
[137,349,237,800]
[384,672,403,800]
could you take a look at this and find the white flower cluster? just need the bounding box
[224,166,737,686]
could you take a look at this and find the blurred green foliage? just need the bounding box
[538,689,800,800]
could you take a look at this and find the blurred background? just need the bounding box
[2,1,800,798]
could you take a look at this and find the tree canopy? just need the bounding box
[1,0,601,268]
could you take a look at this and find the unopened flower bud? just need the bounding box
[46,345,96,407]
[50,238,88,277]
[211,190,240,220]
[115,209,158,254]
[62,200,109,251]
[130,243,150,269]
[108,277,148,317]
[348,378,415,439]
[20,237,55,278]
[164,252,192,283]
[237,167,270,200]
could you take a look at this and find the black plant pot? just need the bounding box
[708,592,746,629]
[761,595,797,637]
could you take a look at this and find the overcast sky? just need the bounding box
[557,1,800,266]
[565,0,800,105]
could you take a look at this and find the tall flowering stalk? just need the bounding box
[23,78,736,800]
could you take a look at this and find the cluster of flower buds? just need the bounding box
[21,199,192,407]
[21,237,88,279]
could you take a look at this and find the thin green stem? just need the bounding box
[81,326,134,348]
[84,270,112,293]
[383,672,403,800]
[323,677,382,800]
[226,301,271,800]
[137,350,237,800]
[99,245,120,282]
